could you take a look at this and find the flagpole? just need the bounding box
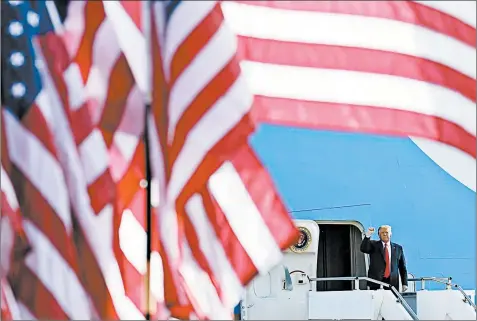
[144,106,153,321]
[142,1,153,319]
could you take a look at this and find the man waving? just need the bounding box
[361,225,408,292]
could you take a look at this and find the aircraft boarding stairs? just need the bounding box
[240,268,477,320]
[402,276,476,320]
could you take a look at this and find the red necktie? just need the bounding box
[384,243,390,278]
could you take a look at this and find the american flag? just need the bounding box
[222,1,476,159]
[2,1,92,318]
[143,1,299,319]
[116,0,475,318]
[60,1,163,319]
[1,164,29,321]
[62,1,167,318]
[1,0,147,319]
[3,0,475,320]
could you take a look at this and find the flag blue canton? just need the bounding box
[1,0,54,119]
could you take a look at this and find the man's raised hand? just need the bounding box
[366,227,375,238]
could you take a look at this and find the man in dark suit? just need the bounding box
[360,225,408,291]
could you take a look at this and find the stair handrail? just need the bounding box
[408,277,476,311]
[407,276,452,290]
[309,276,419,320]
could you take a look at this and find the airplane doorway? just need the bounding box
[316,222,367,291]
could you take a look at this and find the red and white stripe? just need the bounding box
[62,1,164,318]
[2,71,93,320]
[145,1,299,319]
[0,165,27,321]
[0,1,148,318]
[1,279,20,321]
[2,9,107,315]
[179,144,299,315]
[221,0,476,158]
[35,31,124,321]
[0,165,26,280]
